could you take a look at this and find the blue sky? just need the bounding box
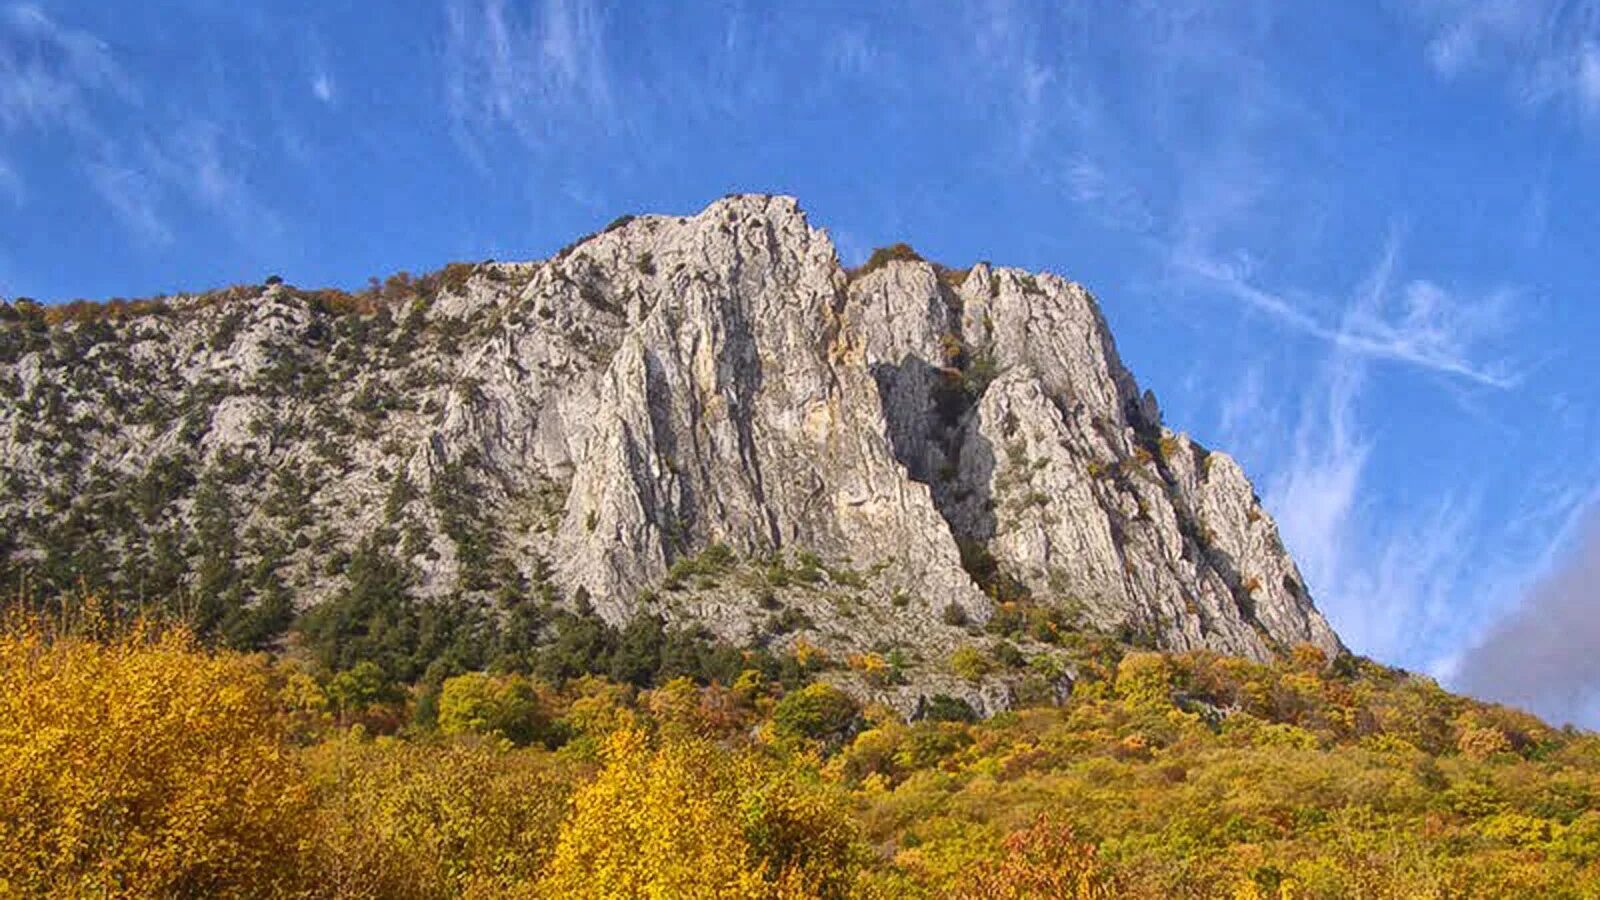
[3,1,1598,723]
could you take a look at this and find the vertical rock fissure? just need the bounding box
[868,277,1008,601]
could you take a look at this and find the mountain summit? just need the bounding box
[0,194,1340,705]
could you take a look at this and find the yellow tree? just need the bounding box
[303,735,572,899]
[540,729,860,898]
[0,615,312,897]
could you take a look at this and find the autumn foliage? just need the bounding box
[951,817,1120,899]
[541,728,859,898]
[0,616,310,897]
[301,736,573,898]
[4,609,1600,898]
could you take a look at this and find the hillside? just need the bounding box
[3,196,1597,898]
[4,614,1598,898]
[0,194,1336,712]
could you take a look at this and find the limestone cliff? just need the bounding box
[0,194,1341,702]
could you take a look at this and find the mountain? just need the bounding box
[0,194,1340,707]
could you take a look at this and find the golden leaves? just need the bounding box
[8,607,1600,899]
[541,729,860,899]
[0,617,311,898]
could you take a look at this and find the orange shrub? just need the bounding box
[951,816,1121,899]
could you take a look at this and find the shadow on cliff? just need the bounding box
[869,354,997,551]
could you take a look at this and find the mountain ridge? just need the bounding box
[0,193,1340,709]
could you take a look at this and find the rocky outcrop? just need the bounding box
[841,251,1339,661]
[0,194,1341,680]
[546,204,984,630]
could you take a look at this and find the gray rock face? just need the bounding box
[547,203,982,632]
[0,194,1340,676]
[841,253,1339,661]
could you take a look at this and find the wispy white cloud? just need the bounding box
[1241,238,1597,700]
[961,0,1063,163]
[1417,0,1529,77]
[1267,342,1371,630]
[1060,156,1155,232]
[0,157,19,203]
[444,0,615,158]
[822,27,877,80]
[311,72,334,104]
[1221,238,1540,673]
[1172,243,1519,387]
[1339,491,1486,669]
[299,27,336,110]
[141,121,280,239]
[0,6,173,242]
[1214,360,1283,464]
[956,2,1309,260]
[85,158,170,245]
[1265,322,1486,670]
[826,228,869,268]
[1230,235,1589,694]
[0,3,132,135]
[933,2,1565,687]
[0,5,278,246]
[1406,0,1600,118]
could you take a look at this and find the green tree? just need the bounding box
[324,660,399,716]
[295,538,418,678]
[772,682,861,745]
[437,672,548,745]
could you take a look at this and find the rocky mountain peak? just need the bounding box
[0,193,1340,710]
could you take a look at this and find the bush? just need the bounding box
[0,616,313,896]
[1458,722,1513,760]
[922,694,978,723]
[993,641,1026,669]
[541,729,861,897]
[847,651,894,686]
[1114,651,1173,709]
[951,816,1121,899]
[850,243,925,281]
[437,672,550,745]
[949,645,991,682]
[663,542,737,590]
[325,659,402,715]
[771,682,861,745]
[304,736,571,897]
[5,606,1600,896]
